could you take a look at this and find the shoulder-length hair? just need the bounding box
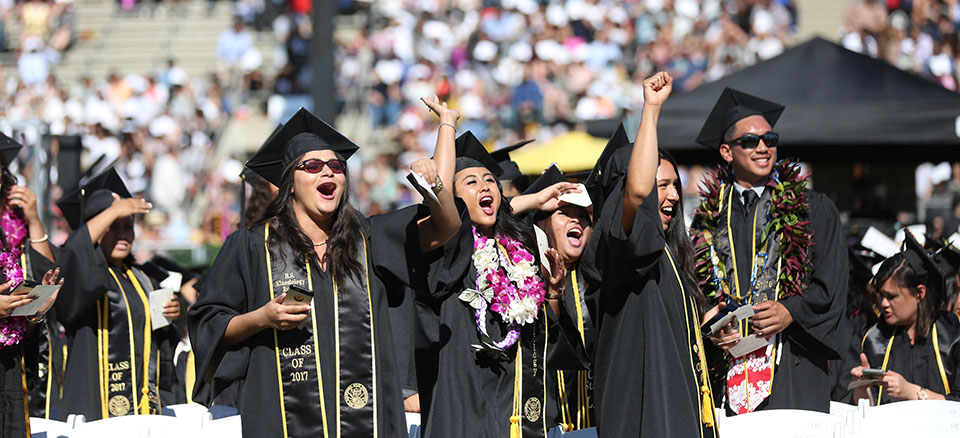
[256,151,366,283]
[659,149,704,312]
[871,253,940,338]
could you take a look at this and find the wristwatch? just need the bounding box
[916,387,929,400]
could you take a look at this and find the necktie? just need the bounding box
[742,189,759,211]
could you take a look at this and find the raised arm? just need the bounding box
[622,72,672,233]
[415,95,462,253]
[85,194,153,243]
[510,182,581,214]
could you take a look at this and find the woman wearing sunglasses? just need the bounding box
[189,102,460,437]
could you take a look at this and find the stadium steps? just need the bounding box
[1,0,277,83]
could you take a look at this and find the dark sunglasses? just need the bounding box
[730,132,779,149]
[296,158,346,174]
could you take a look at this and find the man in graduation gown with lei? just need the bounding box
[691,88,848,414]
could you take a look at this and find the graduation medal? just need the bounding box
[691,159,813,413]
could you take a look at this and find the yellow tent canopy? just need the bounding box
[508,131,608,175]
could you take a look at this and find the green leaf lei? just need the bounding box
[691,159,814,300]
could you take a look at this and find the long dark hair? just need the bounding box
[244,172,276,227]
[454,170,536,257]
[659,149,704,312]
[871,254,940,338]
[256,152,366,283]
[0,164,19,251]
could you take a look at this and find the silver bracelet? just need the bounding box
[439,122,457,133]
[30,234,48,244]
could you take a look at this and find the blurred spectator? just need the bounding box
[218,18,254,70]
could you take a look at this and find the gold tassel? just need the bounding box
[510,415,521,438]
[140,388,151,415]
[701,385,714,427]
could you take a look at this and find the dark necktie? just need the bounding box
[742,189,759,211]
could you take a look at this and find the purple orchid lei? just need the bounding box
[467,227,546,352]
[0,208,28,350]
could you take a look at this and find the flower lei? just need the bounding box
[459,227,546,358]
[691,159,813,301]
[0,208,28,349]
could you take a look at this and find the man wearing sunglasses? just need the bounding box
[690,88,848,416]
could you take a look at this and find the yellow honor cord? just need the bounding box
[664,248,712,434]
[125,267,154,414]
[877,328,897,405]
[511,342,522,438]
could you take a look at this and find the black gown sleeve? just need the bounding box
[424,201,474,299]
[187,229,257,404]
[544,300,590,371]
[26,243,57,281]
[780,192,849,360]
[54,224,111,328]
[367,203,431,291]
[591,179,664,284]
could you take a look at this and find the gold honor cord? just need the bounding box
[665,248,714,433]
[877,328,897,405]
[107,267,155,415]
[21,353,31,435]
[360,237,379,438]
[126,268,156,414]
[877,320,953,405]
[264,223,329,438]
[20,247,55,419]
[558,269,590,430]
[511,339,523,438]
[185,350,196,404]
[97,297,109,418]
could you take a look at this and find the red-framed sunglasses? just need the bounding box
[295,158,346,174]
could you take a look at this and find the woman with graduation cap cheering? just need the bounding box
[848,231,960,403]
[415,118,586,436]
[188,100,460,438]
[54,167,181,420]
[580,72,717,438]
[0,133,62,437]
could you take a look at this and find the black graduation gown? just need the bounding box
[718,189,848,413]
[544,266,596,430]
[419,209,587,438]
[849,312,960,403]
[188,207,421,438]
[581,180,716,438]
[54,225,173,420]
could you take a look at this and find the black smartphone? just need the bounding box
[3,279,38,296]
[701,300,742,337]
[283,284,315,305]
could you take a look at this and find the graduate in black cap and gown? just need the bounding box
[847,231,960,403]
[0,133,61,437]
[188,97,461,438]
[690,87,848,414]
[54,167,181,420]
[416,113,587,436]
[515,164,596,432]
[580,72,717,438]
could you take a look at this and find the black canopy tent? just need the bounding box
[591,36,960,164]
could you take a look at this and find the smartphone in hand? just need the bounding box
[283,284,314,305]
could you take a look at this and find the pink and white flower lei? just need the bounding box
[469,226,546,350]
[0,208,28,350]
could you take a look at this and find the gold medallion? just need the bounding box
[523,397,541,422]
[344,383,369,409]
[108,395,131,417]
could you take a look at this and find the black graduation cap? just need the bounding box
[523,164,564,196]
[245,108,358,187]
[926,237,960,278]
[584,124,632,210]
[695,87,785,149]
[455,131,503,176]
[0,132,23,166]
[848,246,875,285]
[56,166,132,230]
[902,230,946,300]
[491,139,534,181]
